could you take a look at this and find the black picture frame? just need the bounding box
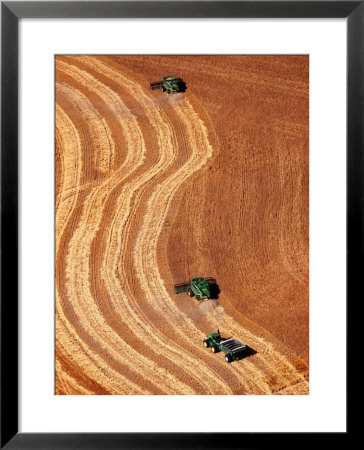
[1,1,355,448]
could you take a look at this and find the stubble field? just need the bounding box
[56,55,309,395]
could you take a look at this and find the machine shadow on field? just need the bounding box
[208,282,220,300]
[177,80,187,93]
[238,345,257,360]
[227,344,257,361]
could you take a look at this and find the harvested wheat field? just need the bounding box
[55,55,309,395]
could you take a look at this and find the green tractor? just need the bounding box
[203,330,248,363]
[174,277,216,301]
[150,75,184,94]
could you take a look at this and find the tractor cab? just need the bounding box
[208,330,222,344]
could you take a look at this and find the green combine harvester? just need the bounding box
[150,75,184,94]
[174,277,216,301]
[203,330,248,363]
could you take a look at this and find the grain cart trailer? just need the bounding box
[174,277,216,301]
[203,330,248,363]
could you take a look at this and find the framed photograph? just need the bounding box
[1,1,355,448]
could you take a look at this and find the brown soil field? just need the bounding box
[55,55,309,395]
